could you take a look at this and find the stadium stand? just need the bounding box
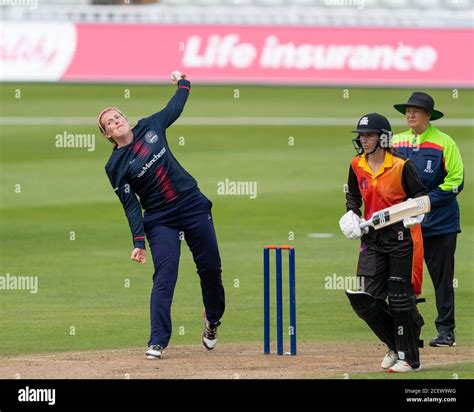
[1,0,472,27]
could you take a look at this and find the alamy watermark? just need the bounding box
[325,273,364,291]
[55,131,95,152]
[217,179,257,199]
[0,273,38,294]
[18,386,55,406]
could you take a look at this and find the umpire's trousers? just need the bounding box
[423,233,457,334]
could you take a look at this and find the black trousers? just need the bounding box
[423,233,457,334]
[356,224,417,300]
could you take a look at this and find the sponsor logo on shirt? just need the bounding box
[359,176,368,190]
[137,147,166,178]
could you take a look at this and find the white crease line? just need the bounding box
[1,117,473,126]
[308,233,334,238]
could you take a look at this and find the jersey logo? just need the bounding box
[145,131,159,144]
[424,160,434,174]
[359,176,369,190]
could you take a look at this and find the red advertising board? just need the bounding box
[1,23,472,86]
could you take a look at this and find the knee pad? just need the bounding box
[346,289,396,350]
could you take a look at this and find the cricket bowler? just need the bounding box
[339,113,428,372]
[98,73,225,359]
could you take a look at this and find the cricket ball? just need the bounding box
[170,71,182,82]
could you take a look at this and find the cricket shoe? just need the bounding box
[202,316,221,350]
[387,360,419,373]
[146,344,164,360]
[429,332,456,347]
[381,349,398,369]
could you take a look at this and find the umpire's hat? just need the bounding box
[394,92,444,120]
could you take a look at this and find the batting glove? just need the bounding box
[339,210,363,240]
[403,214,425,228]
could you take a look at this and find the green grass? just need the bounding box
[0,84,473,379]
[329,362,474,379]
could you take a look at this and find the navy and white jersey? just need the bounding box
[105,79,198,249]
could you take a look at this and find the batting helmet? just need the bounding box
[351,113,393,156]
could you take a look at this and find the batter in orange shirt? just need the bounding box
[339,113,427,373]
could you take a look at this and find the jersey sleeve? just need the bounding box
[401,159,428,199]
[429,138,464,208]
[151,79,191,129]
[106,168,146,249]
[346,163,363,217]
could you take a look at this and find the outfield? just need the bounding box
[0,84,472,378]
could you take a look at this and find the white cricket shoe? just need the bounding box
[146,344,164,360]
[388,360,417,373]
[202,316,221,350]
[381,349,398,369]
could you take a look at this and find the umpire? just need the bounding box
[392,92,464,347]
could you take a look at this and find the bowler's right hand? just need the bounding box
[171,71,186,84]
[131,248,147,264]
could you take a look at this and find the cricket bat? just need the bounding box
[359,195,431,230]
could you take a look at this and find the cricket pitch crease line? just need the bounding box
[1,117,473,127]
[3,347,264,361]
